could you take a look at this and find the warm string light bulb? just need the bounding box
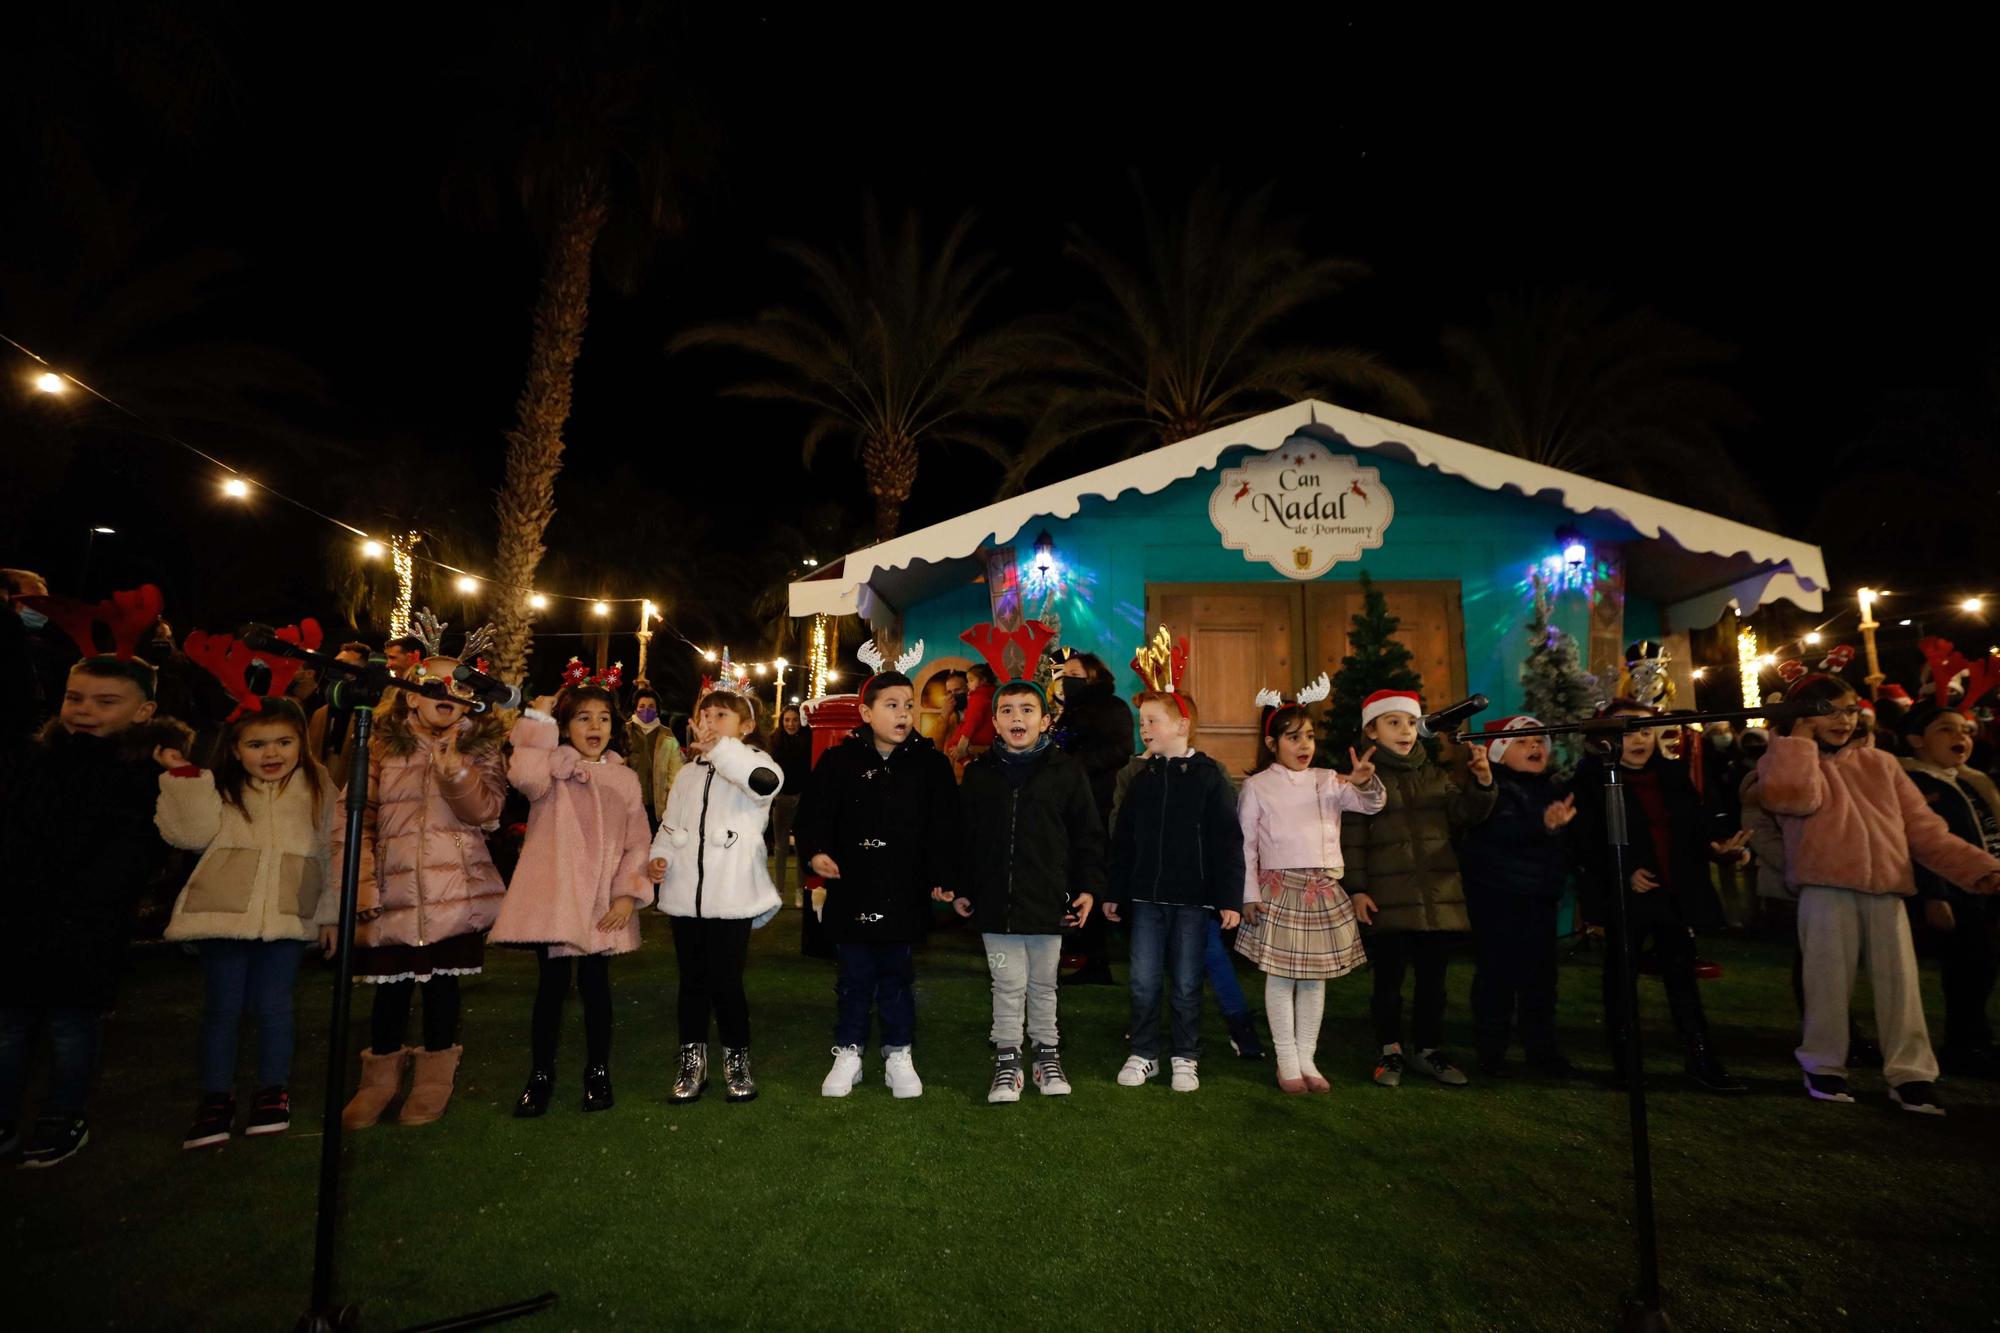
[34,371,66,394]
[528,593,548,611]
[221,477,250,499]
[1736,626,1763,719]
[455,576,478,594]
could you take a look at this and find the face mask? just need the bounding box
[635,706,658,724]
[17,608,48,631]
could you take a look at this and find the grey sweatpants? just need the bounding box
[982,933,1061,1049]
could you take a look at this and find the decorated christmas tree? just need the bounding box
[1323,570,1427,764]
[1519,577,1603,776]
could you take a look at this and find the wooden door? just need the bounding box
[1147,585,1303,776]
[1305,578,1467,721]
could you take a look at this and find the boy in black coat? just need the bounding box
[1458,716,1577,1077]
[1571,700,1751,1093]
[0,657,190,1166]
[795,671,957,1099]
[951,680,1105,1103]
[1102,690,1243,1092]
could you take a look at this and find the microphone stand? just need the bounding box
[241,634,556,1332]
[1444,700,1828,1333]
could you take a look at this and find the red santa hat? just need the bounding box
[1361,689,1423,727]
[1479,714,1542,764]
[1877,683,1913,705]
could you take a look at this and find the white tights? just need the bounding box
[1265,975,1328,1081]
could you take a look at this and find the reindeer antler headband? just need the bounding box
[184,620,324,722]
[563,657,624,692]
[855,638,926,700]
[1921,636,2000,717]
[1129,626,1191,717]
[1256,673,1331,734]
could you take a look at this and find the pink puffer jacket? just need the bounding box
[331,734,509,948]
[489,715,653,957]
[1756,735,1999,896]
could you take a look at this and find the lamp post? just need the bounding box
[772,657,789,711]
[636,601,657,683]
[80,525,114,592]
[1857,588,1884,697]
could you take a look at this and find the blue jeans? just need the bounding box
[1128,903,1208,1060]
[0,1007,103,1119]
[198,939,306,1093]
[1204,918,1249,1019]
[834,943,916,1049]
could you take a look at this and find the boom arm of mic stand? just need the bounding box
[1444,699,1831,746]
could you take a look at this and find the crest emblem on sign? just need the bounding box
[1293,547,1313,570]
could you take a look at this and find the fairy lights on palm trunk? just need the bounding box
[1736,624,1762,715]
[806,613,831,699]
[389,532,419,639]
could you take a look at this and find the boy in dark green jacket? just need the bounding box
[950,680,1106,1104]
[1340,690,1496,1087]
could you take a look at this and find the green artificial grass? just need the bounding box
[4,890,1996,1331]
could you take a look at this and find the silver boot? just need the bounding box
[669,1043,708,1103]
[722,1047,758,1103]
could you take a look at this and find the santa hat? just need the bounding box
[1479,714,1542,764]
[1877,683,1913,705]
[1853,696,1876,716]
[1361,689,1422,727]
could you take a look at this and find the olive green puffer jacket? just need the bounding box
[1339,745,1496,933]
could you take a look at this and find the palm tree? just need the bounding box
[671,200,1056,541]
[1002,176,1424,492]
[1437,289,1772,523]
[448,6,722,678]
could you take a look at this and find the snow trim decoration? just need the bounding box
[789,400,1829,620]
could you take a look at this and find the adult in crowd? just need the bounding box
[1,568,61,748]
[768,703,814,906]
[625,683,685,828]
[937,668,969,746]
[946,664,996,771]
[1052,651,1133,984]
[381,634,424,678]
[306,642,372,776]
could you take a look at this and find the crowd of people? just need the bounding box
[2,565,1997,1174]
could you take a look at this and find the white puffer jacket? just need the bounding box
[649,736,783,920]
[156,769,338,942]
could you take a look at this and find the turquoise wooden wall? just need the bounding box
[894,431,1656,722]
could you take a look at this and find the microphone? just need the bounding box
[1750,698,1837,725]
[240,623,292,656]
[451,662,524,712]
[1418,693,1490,738]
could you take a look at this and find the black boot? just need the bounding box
[513,1070,553,1119]
[1684,1032,1747,1093]
[1225,1012,1265,1060]
[582,1064,614,1112]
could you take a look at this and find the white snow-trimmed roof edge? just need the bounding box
[789,400,1828,625]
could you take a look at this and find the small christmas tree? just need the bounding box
[1519,576,1602,776]
[1322,570,1427,765]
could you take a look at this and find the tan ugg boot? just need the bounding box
[342,1047,412,1130]
[397,1045,463,1125]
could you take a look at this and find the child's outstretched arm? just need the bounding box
[705,735,783,801]
[1446,748,1500,829]
[153,765,224,852]
[505,711,563,802]
[1895,764,2000,892]
[1756,735,1829,816]
[1333,751,1388,815]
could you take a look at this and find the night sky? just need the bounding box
[5,10,1994,688]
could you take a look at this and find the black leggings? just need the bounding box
[532,948,613,1071]
[369,975,461,1054]
[670,915,753,1047]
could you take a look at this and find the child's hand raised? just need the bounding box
[647,857,666,884]
[1465,743,1493,786]
[1350,892,1378,926]
[152,745,191,771]
[810,853,842,879]
[930,885,955,903]
[597,897,636,932]
[952,896,974,918]
[1348,746,1378,785]
[529,694,558,715]
[1543,794,1577,831]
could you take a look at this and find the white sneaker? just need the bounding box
[1031,1044,1071,1096]
[883,1045,923,1099]
[820,1045,863,1097]
[1117,1055,1159,1086]
[988,1048,1025,1104]
[1170,1057,1200,1092]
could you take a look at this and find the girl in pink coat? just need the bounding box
[331,660,509,1130]
[491,677,659,1116]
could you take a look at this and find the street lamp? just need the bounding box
[1857,588,1885,695]
[1033,529,1056,572]
[80,525,114,589]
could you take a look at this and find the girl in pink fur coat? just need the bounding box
[490,681,660,1117]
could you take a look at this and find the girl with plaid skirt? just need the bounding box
[1236,697,1387,1092]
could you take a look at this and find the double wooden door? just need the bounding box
[1146,581,1466,774]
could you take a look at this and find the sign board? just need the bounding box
[1209,441,1394,579]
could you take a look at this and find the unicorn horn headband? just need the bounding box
[1256,673,1331,734]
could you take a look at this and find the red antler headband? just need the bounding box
[22,583,165,660]
[1130,627,1191,717]
[184,620,324,722]
[1920,637,2000,717]
[960,620,1056,681]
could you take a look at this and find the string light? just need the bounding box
[1736,626,1763,719]
[1963,598,1985,614]
[1804,631,1821,645]
[528,593,548,610]
[34,371,66,394]
[591,601,610,617]
[221,477,250,499]
[455,576,479,594]
[360,539,385,559]
[388,532,418,639]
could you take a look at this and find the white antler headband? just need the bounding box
[410,608,446,658]
[1297,672,1332,706]
[857,639,926,676]
[1253,687,1285,710]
